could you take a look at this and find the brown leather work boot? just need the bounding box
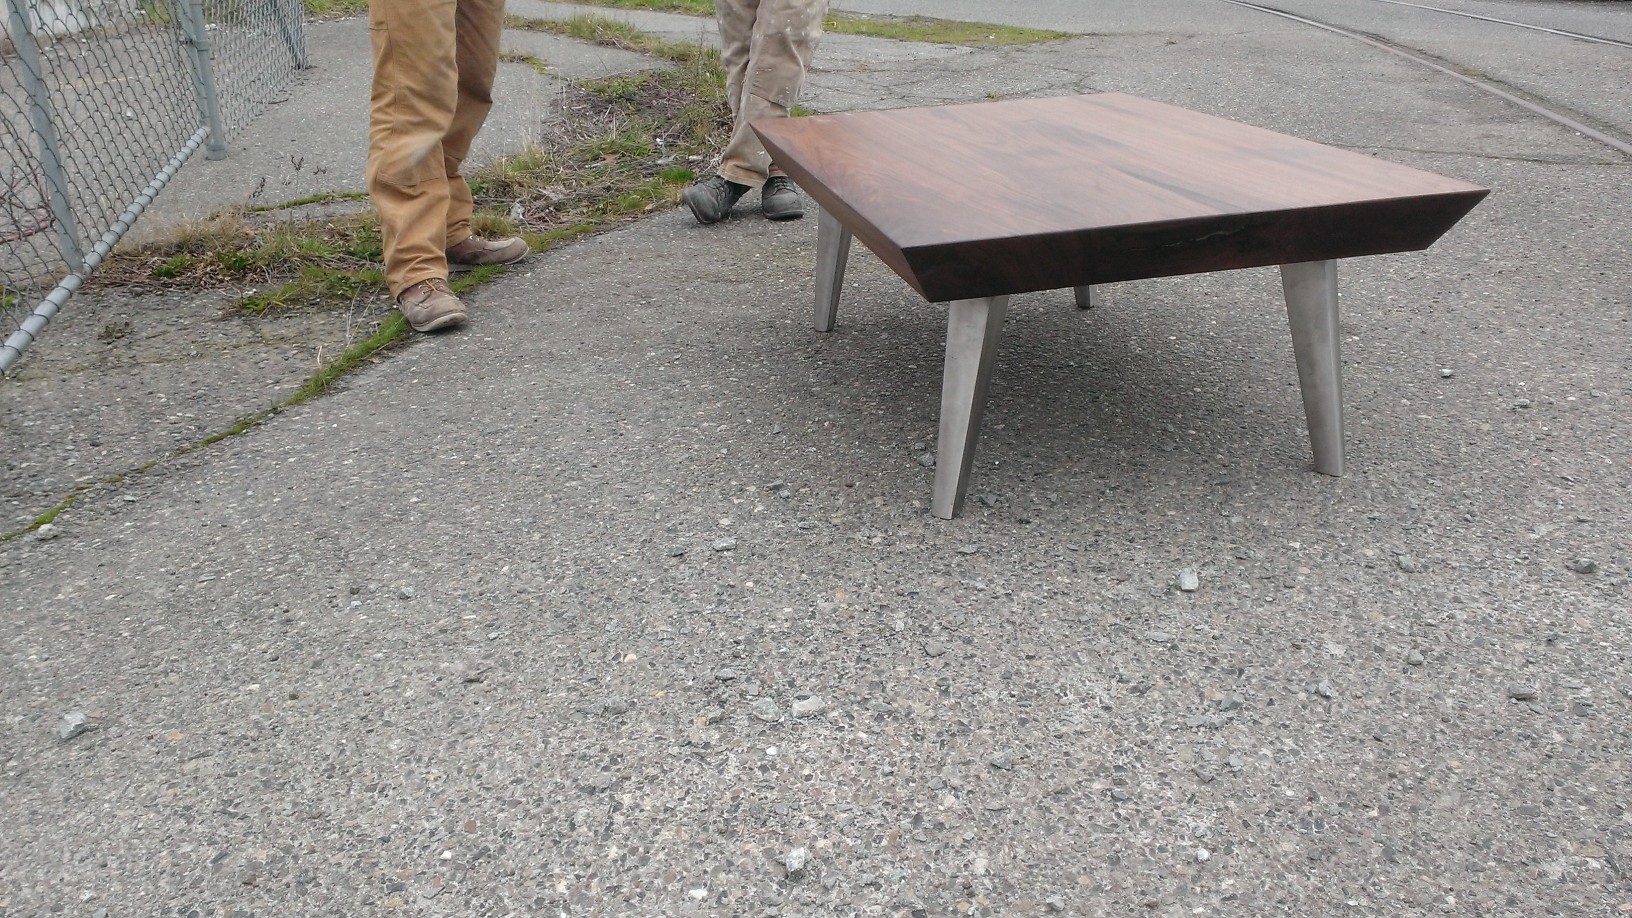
[445,234,530,270]
[396,278,466,332]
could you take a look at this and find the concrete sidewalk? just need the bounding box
[136,12,666,238]
[2,3,1629,917]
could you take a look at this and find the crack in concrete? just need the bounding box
[1355,146,1623,167]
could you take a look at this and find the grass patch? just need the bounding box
[107,211,385,313]
[138,0,176,25]
[480,17,730,228]
[242,190,370,214]
[499,49,553,77]
[236,266,386,313]
[302,0,367,19]
[549,0,712,13]
[112,14,726,316]
[506,13,719,66]
[152,254,192,278]
[824,15,1071,46]
[532,0,1072,46]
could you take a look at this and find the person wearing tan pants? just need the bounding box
[367,0,529,332]
[681,0,827,225]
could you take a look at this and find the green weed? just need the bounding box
[301,0,368,19]
[242,190,369,213]
[152,254,193,278]
[823,15,1070,46]
[528,0,1073,46]
[235,266,385,314]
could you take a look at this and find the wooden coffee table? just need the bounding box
[752,93,1487,518]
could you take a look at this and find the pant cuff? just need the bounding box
[718,163,766,188]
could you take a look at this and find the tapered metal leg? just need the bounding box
[815,208,851,332]
[932,295,1011,519]
[1073,285,1098,310]
[1280,260,1344,476]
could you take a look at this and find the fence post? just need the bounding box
[4,0,86,267]
[275,0,308,69]
[177,0,229,160]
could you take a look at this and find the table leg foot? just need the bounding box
[815,208,851,333]
[1073,285,1098,310]
[932,295,1011,519]
[1280,260,1345,476]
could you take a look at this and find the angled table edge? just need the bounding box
[752,112,1489,302]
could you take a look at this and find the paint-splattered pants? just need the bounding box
[714,0,827,188]
[366,0,504,297]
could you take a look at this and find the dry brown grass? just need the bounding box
[103,15,731,315]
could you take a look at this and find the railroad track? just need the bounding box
[1366,0,1632,49]
[1219,0,1632,157]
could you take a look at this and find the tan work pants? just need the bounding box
[715,0,826,188]
[367,0,504,297]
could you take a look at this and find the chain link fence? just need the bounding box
[1,0,306,372]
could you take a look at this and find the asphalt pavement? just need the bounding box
[2,2,1630,916]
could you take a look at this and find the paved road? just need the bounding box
[835,0,1632,138]
[3,3,1629,917]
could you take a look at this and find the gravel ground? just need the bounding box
[3,3,1630,917]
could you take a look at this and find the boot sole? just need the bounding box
[447,252,529,272]
[407,310,467,333]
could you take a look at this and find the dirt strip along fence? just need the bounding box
[2,0,307,372]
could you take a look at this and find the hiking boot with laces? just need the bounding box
[760,176,804,221]
[396,278,466,332]
[681,174,749,225]
[446,234,530,270]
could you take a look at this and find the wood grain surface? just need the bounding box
[752,93,1489,302]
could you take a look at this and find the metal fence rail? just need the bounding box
[1,0,306,372]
